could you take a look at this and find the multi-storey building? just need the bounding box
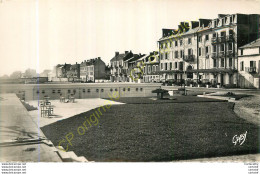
[110,51,134,82]
[126,53,145,82]
[80,57,106,82]
[143,51,160,83]
[158,14,260,87]
[67,63,80,82]
[238,38,260,88]
[54,63,72,78]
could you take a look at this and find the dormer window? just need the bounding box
[188,38,192,44]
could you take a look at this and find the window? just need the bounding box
[128,88,130,91]
[68,90,71,93]
[175,62,178,69]
[180,50,183,58]
[36,90,39,94]
[96,89,99,92]
[165,53,168,59]
[206,46,209,54]
[228,43,233,51]
[110,88,113,92]
[160,53,163,60]
[205,35,209,41]
[180,40,183,46]
[229,30,233,35]
[87,89,91,93]
[115,88,118,91]
[52,90,55,93]
[175,41,178,47]
[170,42,172,47]
[250,61,256,68]
[188,49,192,55]
[123,88,126,91]
[58,90,61,93]
[220,44,225,52]
[198,36,202,42]
[161,63,163,70]
[140,88,143,91]
[42,90,45,94]
[82,89,85,93]
[221,31,226,37]
[213,33,217,38]
[165,63,168,70]
[199,48,202,56]
[175,51,178,58]
[229,58,232,67]
[188,38,192,44]
[170,63,172,70]
[241,49,243,55]
[136,88,138,91]
[213,45,217,52]
[230,16,233,23]
[221,58,225,67]
[213,59,217,68]
[240,61,244,71]
[101,89,104,92]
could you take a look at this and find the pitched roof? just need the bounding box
[240,38,260,49]
[159,26,201,41]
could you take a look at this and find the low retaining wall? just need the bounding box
[0,83,161,101]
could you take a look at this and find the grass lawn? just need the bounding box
[41,97,260,162]
[103,96,226,104]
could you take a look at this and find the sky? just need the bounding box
[0,0,260,76]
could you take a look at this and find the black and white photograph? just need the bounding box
[0,0,259,173]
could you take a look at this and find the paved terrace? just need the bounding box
[0,94,61,162]
[28,98,124,127]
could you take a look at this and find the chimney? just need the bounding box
[125,51,129,54]
[115,52,119,56]
[98,57,101,60]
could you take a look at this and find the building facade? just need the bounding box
[67,63,80,82]
[110,51,134,82]
[238,38,260,88]
[158,14,260,87]
[80,57,106,82]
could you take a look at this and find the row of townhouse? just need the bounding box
[158,13,260,88]
[109,51,160,83]
[51,57,107,82]
[109,14,260,88]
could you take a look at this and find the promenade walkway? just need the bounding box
[0,94,61,162]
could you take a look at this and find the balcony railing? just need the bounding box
[219,51,225,58]
[184,55,195,62]
[227,50,234,57]
[218,36,226,43]
[211,37,218,44]
[226,35,235,42]
[211,52,217,59]
[245,67,256,73]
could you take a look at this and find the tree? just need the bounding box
[0,74,9,79]
[24,69,37,78]
[9,71,22,79]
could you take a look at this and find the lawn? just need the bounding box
[41,97,260,162]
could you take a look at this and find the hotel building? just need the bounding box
[158,14,260,87]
